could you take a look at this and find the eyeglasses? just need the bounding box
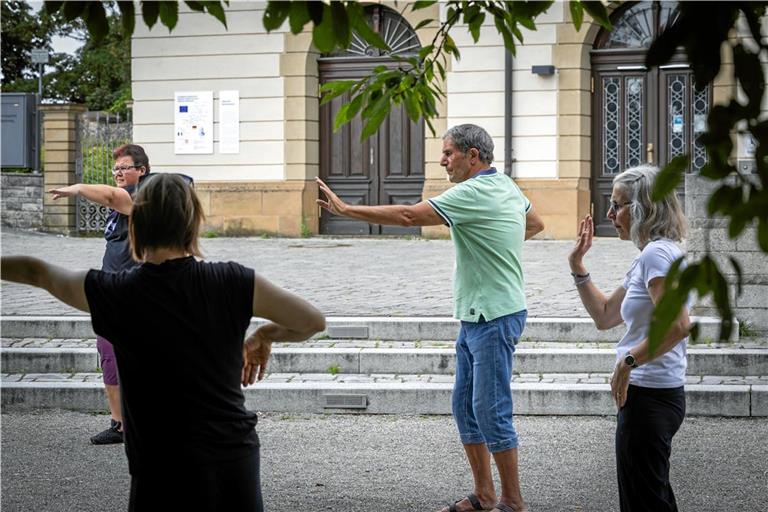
[112,164,142,176]
[607,201,632,214]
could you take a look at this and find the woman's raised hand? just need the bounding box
[568,215,593,274]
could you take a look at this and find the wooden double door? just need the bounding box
[318,57,425,235]
[591,59,710,236]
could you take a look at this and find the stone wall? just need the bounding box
[1,173,43,229]
[686,174,768,334]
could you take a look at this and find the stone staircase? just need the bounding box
[2,316,767,417]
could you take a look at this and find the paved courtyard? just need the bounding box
[0,229,637,318]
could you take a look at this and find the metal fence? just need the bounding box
[75,110,132,233]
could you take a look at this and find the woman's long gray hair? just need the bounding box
[613,165,687,249]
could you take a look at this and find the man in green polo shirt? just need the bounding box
[316,123,544,512]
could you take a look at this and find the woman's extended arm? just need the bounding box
[241,274,326,385]
[50,184,133,215]
[1,256,90,312]
[568,215,625,330]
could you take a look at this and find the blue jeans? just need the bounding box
[452,310,527,453]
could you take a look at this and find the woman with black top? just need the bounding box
[4,173,326,511]
[49,144,149,445]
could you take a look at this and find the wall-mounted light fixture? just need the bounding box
[531,65,556,76]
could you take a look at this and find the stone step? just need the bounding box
[0,315,738,343]
[2,372,765,417]
[3,342,766,376]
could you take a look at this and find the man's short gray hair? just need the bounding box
[443,124,494,164]
[613,165,687,249]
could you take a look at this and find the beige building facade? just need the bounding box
[131,1,739,239]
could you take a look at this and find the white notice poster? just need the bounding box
[174,91,213,154]
[219,90,240,154]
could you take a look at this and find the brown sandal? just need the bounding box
[448,493,487,512]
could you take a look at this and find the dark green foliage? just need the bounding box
[646,2,768,351]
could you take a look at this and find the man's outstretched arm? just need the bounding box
[316,177,444,227]
[1,256,90,312]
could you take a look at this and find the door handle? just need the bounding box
[370,147,374,166]
[646,143,654,164]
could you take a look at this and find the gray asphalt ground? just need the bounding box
[2,409,767,512]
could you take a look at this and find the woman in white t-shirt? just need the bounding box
[568,165,690,512]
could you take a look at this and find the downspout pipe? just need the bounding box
[504,49,514,177]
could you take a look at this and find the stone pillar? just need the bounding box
[41,103,87,234]
[686,174,768,335]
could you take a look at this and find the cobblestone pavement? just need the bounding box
[1,229,637,317]
[3,337,767,349]
[4,371,766,386]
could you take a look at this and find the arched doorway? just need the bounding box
[318,5,425,235]
[590,2,710,236]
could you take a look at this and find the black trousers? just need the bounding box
[128,445,263,512]
[616,384,685,512]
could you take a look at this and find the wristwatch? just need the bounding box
[623,352,638,369]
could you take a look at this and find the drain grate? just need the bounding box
[323,393,368,409]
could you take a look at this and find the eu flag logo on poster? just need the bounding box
[179,106,188,113]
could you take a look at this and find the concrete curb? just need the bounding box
[3,346,766,376]
[2,380,763,417]
[0,315,738,342]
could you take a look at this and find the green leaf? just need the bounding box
[569,2,584,31]
[645,9,686,68]
[709,262,735,342]
[333,93,365,132]
[688,321,700,342]
[728,209,750,239]
[263,1,290,32]
[158,2,179,31]
[330,1,351,49]
[361,92,392,140]
[348,2,388,51]
[319,80,357,105]
[414,18,433,31]
[117,2,136,36]
[436,60,446,80]
[141,1,160,29]
[443,34,460,60]
[312,4,335,53]
[412,0,437,10]
[652,155,689,201]
[288,1,311,34]
[468,12,485,42]
[729,256,743,297]
[494,17,517,55]
[758,217,768,252]
[418,44,435,62]
[707,185,741,216]
[581,1,611,29]
[403,90,422,122]
[44,1,65,15]
[201,1,227,29]
[62,1,87,21]
[185,2,206,13]
[84,1,109,42]
[733,44,765,118]
[699,162,732,180]
[649,286,688,355]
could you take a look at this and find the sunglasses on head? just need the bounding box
[138,173,194,188]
